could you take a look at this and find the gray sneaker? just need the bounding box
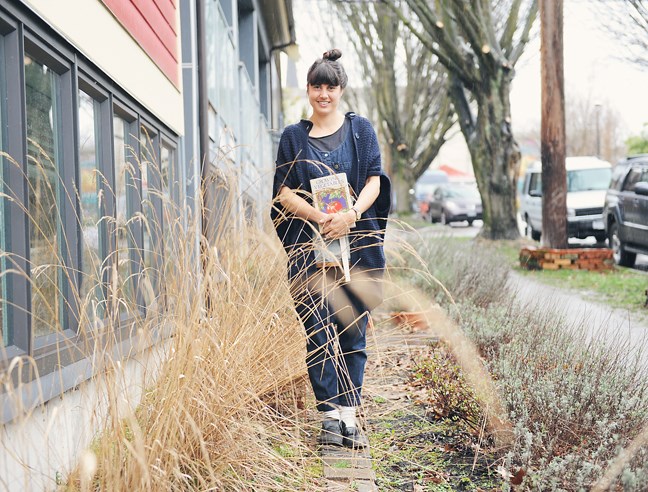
[317,419,344,446]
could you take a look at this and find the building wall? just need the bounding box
[101,0,179,87]
[202,0,283,231]
[0,4,186,488]
[0,0,293,488]
[0,338,172,491]
[22,0,183,133]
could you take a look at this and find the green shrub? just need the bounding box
[409,344,483,434]
[403,236,648,489]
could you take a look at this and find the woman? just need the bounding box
[271,49,390,448]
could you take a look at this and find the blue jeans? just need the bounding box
[294,273,369,412]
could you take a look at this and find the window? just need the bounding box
[139,125,161,308]
[0,2,181,403]
[623,168,642,192]
[24,51,64,337]
[640,167,648,185]
[567,168,612,192]
[0,33,6,345]
[113,113,140,314]
[78,89,105,322]
[528,173,542,195]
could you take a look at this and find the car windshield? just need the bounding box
[444,186,480,200]
[567,168,612,192]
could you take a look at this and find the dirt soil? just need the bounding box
[361,313,506,491]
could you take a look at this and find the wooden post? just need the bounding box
[540,0,568,248]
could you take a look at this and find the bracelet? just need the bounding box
[351,206,361,221]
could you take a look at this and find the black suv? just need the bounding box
[603,154,648,267]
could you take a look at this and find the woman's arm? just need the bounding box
[320,175,380,239]
[278,186,328,224]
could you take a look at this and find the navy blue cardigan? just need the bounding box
[271,112,391,283]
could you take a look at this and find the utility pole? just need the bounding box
[540,0,568,248]
[595,103,602,158]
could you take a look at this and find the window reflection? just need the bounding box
[25,53,62,337]
[0,35,5,345]
[113,116,136,313]
[161,144,175,278]
[78,90,104,322]
[140,128,159,308]
[140,129,152,270]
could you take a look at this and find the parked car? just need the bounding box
[425,183,483,225]
[520,157,612,242]
[603,154,648,267]
[413,170,449,215]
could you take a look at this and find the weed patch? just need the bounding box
[409,343,483,434]
[369,406,503,491]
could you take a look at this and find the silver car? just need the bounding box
[425,183,483,226]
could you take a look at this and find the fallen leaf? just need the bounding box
[511,467,526,485]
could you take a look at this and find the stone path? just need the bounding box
[320,444,377,491]
[318,315,439,491]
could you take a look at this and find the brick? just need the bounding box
[554,259,573,266]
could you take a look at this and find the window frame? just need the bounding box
[113,101,145,318]
[138,118,163,312]
[76,78,113,325]
[22,34,79,354]
[0,14,29,358]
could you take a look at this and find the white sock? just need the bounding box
[322,409,340,421]
[339,406,357,428]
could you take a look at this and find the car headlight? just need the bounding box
[445,200,458,212]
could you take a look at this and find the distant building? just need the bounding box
[0,0,294,489]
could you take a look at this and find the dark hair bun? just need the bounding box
[322,49,342,62]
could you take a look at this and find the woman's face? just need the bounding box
[307,83,343,117]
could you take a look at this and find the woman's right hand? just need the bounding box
[320,211,355,239]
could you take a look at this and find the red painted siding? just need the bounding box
[101,0,179,87]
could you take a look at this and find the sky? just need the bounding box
[289,0,648,171]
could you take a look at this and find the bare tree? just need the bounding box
[384,0,538,239]
[565,97,626,163]
[595,0,648,69]
[334,1,455,213]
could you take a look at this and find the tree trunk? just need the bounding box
[540,0,568,248]
[391,151,414,214]
[455,76,521,240]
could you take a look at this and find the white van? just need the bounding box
[520,156,612,242]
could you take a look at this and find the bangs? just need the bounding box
[307,63,341,87]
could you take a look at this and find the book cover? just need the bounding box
[310,173,354,281]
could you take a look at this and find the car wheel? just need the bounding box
[467,219,474,226]
[609,222,636,267]
[440,211,448,225]
[524,215,541,241]
[594,233,607,245]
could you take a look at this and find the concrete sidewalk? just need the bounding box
[508,271,648,368]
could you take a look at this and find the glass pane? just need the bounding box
[140,129,158,307]
[160,144,174,278]
[140,129,152,269]
[78,90,104,322]
[0,36,6,345]
[113,115,136,313]
[25,53,62,337]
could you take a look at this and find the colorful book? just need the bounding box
[310,173,354,282]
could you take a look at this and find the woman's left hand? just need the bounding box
[320,211,355,239]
